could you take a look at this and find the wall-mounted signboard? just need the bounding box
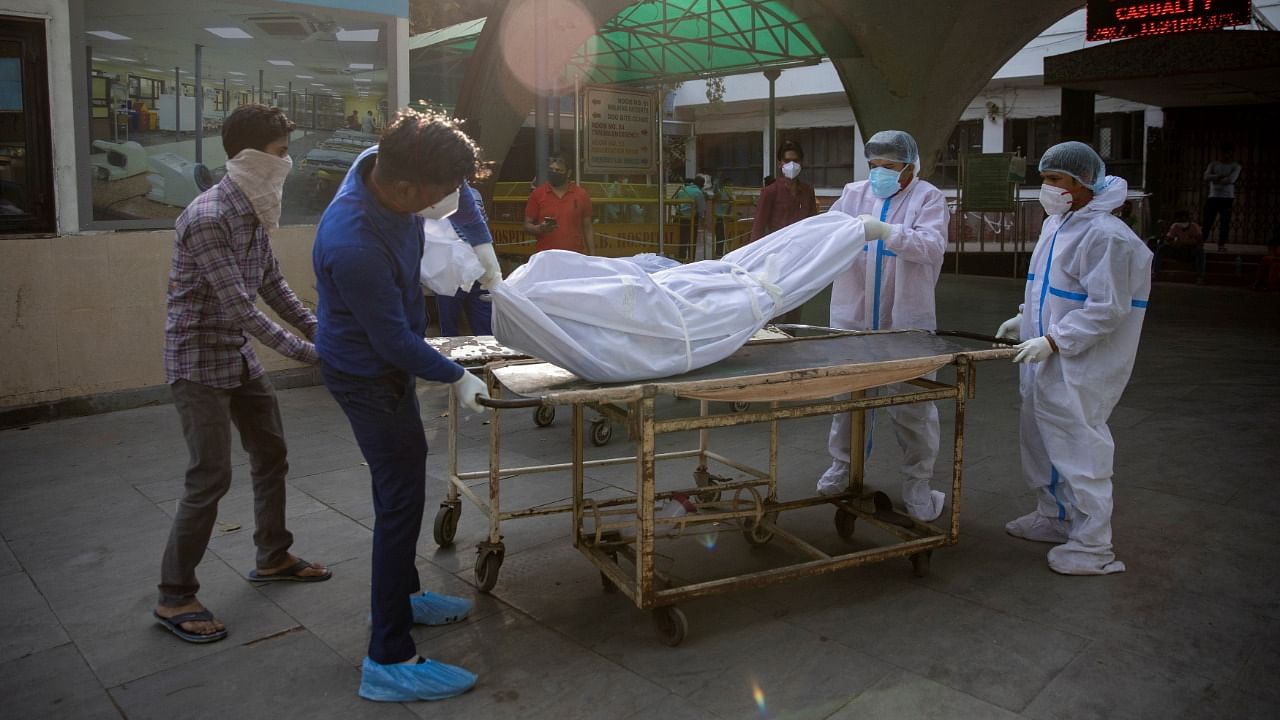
[583,85,656,175]
[1087,0,1252,41]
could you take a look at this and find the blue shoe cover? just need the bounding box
[411,591,472,626]
[358,656,477,702]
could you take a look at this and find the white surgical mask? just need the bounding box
[1038,184,1073,215]
[418,189,460,221]
[781,161,801,180]
[225,149,293,231]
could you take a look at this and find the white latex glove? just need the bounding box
[857,214,892,242]
[450,371,490,414]
[472,243,503,290]
[995,313,1022,342]
[1013,336,1054,364]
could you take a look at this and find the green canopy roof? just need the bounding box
[410,0,825,86]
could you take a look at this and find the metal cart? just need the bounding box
[438,329,1014,644]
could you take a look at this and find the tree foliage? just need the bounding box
[409,0,499,34]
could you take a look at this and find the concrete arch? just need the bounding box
[456,0,1079,178]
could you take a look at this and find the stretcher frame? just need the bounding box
[434,330,1013,645]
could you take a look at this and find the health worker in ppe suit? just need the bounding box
[816,130,950,523]
[995,141,1152,576]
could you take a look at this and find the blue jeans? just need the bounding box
[435,282,492,336]
[321,364,426,664]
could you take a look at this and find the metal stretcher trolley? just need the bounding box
[433,328,1014,645]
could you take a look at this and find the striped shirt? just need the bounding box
[164,177,318,388]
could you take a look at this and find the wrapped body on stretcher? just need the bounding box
[489,212,869,383]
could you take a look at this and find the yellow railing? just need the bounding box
[487,182,757,262]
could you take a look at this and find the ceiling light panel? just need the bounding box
[87,31,132,41]
[267,59,294,66]
[336,29,379,42]
[205,27,253,39]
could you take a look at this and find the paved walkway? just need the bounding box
[2,275,1278,719]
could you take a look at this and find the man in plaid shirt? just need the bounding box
[154,105,330,645]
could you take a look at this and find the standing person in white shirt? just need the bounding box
[814,130,950,523]
[1201,143,1241,252]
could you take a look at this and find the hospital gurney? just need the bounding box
[438,328,1015,645]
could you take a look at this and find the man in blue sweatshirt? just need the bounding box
[312,110,493,702]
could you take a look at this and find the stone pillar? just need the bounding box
[982,111,1004,153]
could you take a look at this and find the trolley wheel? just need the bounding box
[730,401,750,413]
[432,504,459,547]
[742,512,778,546]
[474,547,504,593]
[910,550,933,578]
[693,468,723,503]
[590,419,613,446]
[652,606,688,647]
[834,508,856,540]
[533,405,556,427]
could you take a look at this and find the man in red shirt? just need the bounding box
[750,140,819,242]
[523,154,595,254]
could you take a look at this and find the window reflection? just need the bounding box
[83,0,392,225]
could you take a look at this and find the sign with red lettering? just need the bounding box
[584,86,656,175]
[1087,0,1252,40]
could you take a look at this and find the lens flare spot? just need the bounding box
[697,532,718,550]
[752,681,766,714]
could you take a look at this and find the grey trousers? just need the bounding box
[158,374,293,607]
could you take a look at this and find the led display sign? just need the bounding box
[1087,0,1252,40]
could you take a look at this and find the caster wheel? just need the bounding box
[731,401,750,413]
[834,508,856,540]
[652,606,688,647]
[590,419,613,446]
[910,550,933,578]
[742,512,777,545]
[474,547,504,593]
[432,504,459,547]
[693,467,723,504]
[534,405,556,427]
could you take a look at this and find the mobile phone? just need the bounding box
[543,216,558,228]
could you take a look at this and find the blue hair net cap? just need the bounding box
[1038,141,1107,193]
[864,130,920,167]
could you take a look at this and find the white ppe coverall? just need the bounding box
[822,176,949,517]
[1018,176,1152,574]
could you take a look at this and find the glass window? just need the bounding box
[696,131,763,188]
[933,119,984,189]
[79,0,394,227]
[0,16,55,234]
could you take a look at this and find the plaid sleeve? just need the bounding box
[184,217,318,364]
[259,243,318,340]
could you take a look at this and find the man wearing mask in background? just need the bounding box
[750,140,818,242]
[313,110,492,701]
[995,141,1152,575]
[523,154,595,255]
[154,104,330,646]
[816,130,950,524]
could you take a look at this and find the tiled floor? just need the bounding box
[1,275,1277,719]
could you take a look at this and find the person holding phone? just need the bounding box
[523,154,594,255]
